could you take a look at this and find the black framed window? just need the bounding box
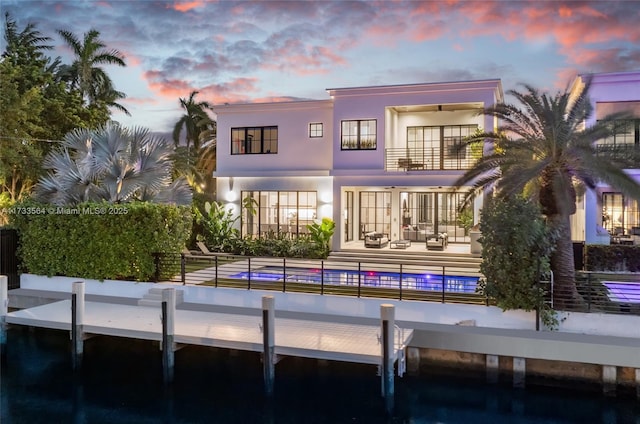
[602,192,639,236]
[406,124,477,169]
[309,123,323,138]
[241,190,317,238]
[599,119,640,146]
[341,119,376,150]
[359,191,390,238]
[231,126,278,154]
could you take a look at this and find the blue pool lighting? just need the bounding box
[230,267,478,293]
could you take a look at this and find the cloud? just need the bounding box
[143,70,196,98]
[169,1,205,13]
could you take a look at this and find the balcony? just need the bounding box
[385,147,481,172]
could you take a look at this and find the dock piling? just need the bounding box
[380,304,395,415]
[262,295,275,396]
[71,281,85,371]
[1,275,7,357]
[162,288,176,384]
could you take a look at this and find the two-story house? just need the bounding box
[213,79,503,252]
[570,71,640,245]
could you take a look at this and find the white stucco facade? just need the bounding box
[570,71,640,245]
[213,73,639,251]
[213,79,503,251]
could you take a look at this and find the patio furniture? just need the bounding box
[402,223,433,241]
[397,158,424,171]
[364,232,389,248]
[426,233,448,250]
[390,239,411,249]
[196,241,216,256]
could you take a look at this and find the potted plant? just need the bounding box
[470,223,482,255]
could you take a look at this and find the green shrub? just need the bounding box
[10,200,191,281]
[478,196,557,327]
[585,245,640,272]
[306,217,336,259]
[193,201,239,252]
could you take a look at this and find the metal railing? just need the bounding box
[540,271,640,315]
[384,147,480,171]
[159,253,486,305]
[156,254,640,316]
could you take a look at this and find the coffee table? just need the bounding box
[390,239,411,249]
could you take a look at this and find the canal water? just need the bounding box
[2,326,639,423]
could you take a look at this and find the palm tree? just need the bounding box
[454,78,640,307]
[35,121,192,205]
[173,91,214,151]
[2,12,52,61]
[173,91,216,192]
[56,28,129,113]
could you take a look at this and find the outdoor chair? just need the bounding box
[196,241,221,256]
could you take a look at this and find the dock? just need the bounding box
[5,298,413,366]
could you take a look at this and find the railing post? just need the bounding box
[215,255,218,288]
[399,264,403,301]
[282,258,286,293]
[441,266,446,303]
[587,272,591,312]
[1,276,8,359]
[248,257,252,291]
[154,253,160,282]
[358,262,362,298]
[321,261,324,295]
[180,253,186,285]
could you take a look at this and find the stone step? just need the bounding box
[137,287,184,307]
[327,251,482,270]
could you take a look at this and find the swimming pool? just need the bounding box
[230,266,478,293]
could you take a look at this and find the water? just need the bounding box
[2,326,639,423]
[231,267,479,293]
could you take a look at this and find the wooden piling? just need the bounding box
[262,295,275,396]
[380,304,395,415]
[1,275,7,357]
[71,281,85,371]
[162,288,176,384]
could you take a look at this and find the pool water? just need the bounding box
[2,326,639,423]
[231,266,479,293]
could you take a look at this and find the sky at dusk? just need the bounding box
[3,0,640,134]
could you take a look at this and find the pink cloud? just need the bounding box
[169,1,205,13]
[120,96,159,106]
[143,70,196,99]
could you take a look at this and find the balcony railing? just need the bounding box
[385,147,480,171]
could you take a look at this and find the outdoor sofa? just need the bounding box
[364,232,389,248]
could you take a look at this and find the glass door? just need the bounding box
[345,191,354,242]
[359,191,391,239]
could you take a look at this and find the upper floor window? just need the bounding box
[341,119,376,150]
[405,124,478,170]
[231,126,278,155]
[309,123,323,138]
[599,119,640,146]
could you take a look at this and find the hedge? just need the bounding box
[584,244,640,272]
[10,200,192,281]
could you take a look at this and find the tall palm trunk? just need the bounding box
[548,214,581,308]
